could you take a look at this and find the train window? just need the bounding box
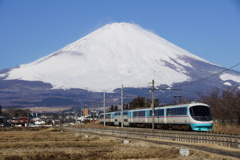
[151,109,164,116]
[133,111,145,117]
[167,107,187,116]
[114,112,128,116]
[167,109,172,115]
[189,105,212,121]
[138,111,145,116]
[133,112,138,117]
[158,109,164,116]
[149,110,152,116]
[179,107,187,115]
[190,105,211,117]
[105,114,111,118]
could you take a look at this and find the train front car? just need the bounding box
[188,103,213,131]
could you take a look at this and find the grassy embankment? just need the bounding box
[212,122,240,135]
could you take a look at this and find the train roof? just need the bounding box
[101,102,208,114]
[155,101,208,109]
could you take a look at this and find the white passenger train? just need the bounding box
[99,102,213,131]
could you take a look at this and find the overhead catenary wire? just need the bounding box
[147,62,240,106]
[172,62,240,88]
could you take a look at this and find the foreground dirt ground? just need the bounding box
[0,127,239,160]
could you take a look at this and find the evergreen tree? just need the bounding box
[129,97,159,109]
[129,96,147,109]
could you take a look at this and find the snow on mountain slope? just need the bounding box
[220,73,240,84]
[0,22,227,92]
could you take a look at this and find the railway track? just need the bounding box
[77,125,240,145]
[64,126,240,159]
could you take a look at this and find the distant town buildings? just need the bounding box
[0,107,100,128]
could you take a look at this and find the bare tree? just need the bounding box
[199,87,240,124]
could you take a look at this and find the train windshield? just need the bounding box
[189,105,212,121]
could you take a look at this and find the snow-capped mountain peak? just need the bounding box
[1,22,238,92]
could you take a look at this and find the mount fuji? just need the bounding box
[0,22,240,108]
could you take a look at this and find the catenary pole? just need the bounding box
[103,92,106,127]
[121,85,124,128]
[151,79,155,130]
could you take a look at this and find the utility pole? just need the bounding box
[79,106,81,123]
[121,85,124,128]
[151,79,155,130]
[75,109,77,124]
[103,92,106,127]
[59,110,61,126]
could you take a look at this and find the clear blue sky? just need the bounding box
[0,0,240,71]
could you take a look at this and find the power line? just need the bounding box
[172,62,240,88]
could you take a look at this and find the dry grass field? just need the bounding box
[0,127,238,160]
[212,122,240,135]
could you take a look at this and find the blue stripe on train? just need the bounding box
[190,123,213,131]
